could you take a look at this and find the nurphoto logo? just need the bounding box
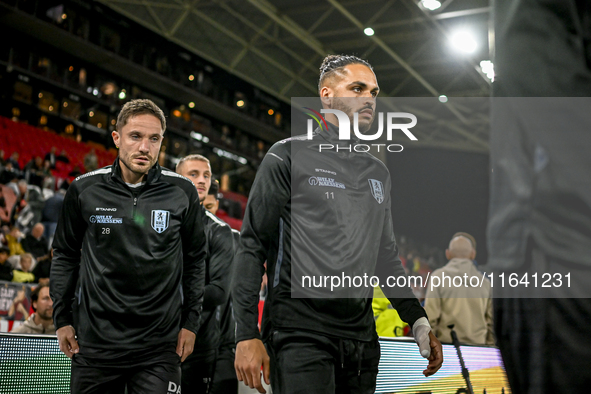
[304,107,418,153]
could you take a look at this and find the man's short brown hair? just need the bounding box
[176,154,210,172]
[116,99,166,132]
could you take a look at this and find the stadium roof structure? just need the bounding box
[98,0,491,152]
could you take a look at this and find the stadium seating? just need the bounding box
[0,116,116,184]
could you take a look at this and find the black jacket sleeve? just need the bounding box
[374,191,427,327]
[180,188,207,335]
[202,219,234,310]
[232,143,291,342]
[50,182,85,330]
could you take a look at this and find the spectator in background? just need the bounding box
[44,146,57,169]
[42,160,53,179]
[41,182,67,244]
[451,232,476,256]
[0,245,13,281]
[372,286,409,338]
[24,156,44,188]
[33,249,51,285]
[21,223,50,282]
[12,252,36,283]
[8,287,30,321]
[83,148,98,172]
[0,195,9,227]
[0,149,5,166]
[11,283,55,334]
[56,149,70,164]
[0,161,20,185]
[11,179,45,232]
[7,152,21,171]
[22,223,50,263]
[5,227,25,256]
[68,165,83,178]
[424,234,493,345]
[18,253,34,272]
[0,225,7,246]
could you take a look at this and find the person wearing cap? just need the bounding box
[423,233,494,345]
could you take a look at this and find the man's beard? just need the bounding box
[120,153,154,175]
[331,98,375,133]
[38,310,53,321]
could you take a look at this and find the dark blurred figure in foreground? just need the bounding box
[488,1,591,393]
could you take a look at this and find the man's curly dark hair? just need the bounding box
[318,54,373,92]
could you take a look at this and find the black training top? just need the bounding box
[51,160,207,349]
[193,209,234,351]
[233,123,427,343]
[218,228,240,347]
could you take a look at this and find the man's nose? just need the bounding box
[361,92,375,102]
[139,138,150,153]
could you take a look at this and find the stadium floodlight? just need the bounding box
[450,30,477,54]
[364,27,375,36]
[438,95,448,103]
[480,60,495,81]
[420,0,441,11]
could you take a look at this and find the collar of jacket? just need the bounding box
[110,158,162,186]
[446,258,477,269]
[315,120,361,147]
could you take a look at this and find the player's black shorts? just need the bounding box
[210,345,237,394]
[181,347,217,394]
[266,330,380,394]
[70,343,181,394]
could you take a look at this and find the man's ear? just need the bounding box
[445,249,451,260]
[320,86,332,106]
[470,249,477,260]
[112,130,120,148]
